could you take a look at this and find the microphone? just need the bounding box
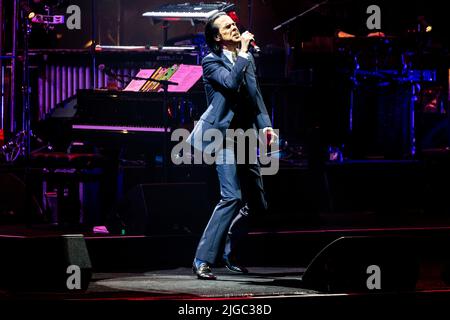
[242,30,260,53]
[228,11,260,53]
[98,64,124,87]
[98,64,113,76]
[250,39,261,53]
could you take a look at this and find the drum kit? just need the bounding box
[335,32,441,159]
[271,0,445,160]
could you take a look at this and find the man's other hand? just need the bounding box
[263,127,278,146]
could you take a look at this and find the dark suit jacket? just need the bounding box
[187,51,272,153]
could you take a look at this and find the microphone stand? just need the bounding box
[104,69,178,182]
[14,5,56,163]
[18,5,34,226]
[22,12,31,163]
[273,0,328,32]
[273,0,329,78]
[272,0,332,203]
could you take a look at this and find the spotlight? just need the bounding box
[418,16,432,33]
[20,1,35,19]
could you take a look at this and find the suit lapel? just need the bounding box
[215,51,257,90]
[217,52,233,71]
[215,51,255,74]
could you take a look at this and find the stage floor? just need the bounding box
[91,267,313,298]
[2,224,450,317]
[2,266,450,318]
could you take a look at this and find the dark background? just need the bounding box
[1,0,448,157]
[0,0,449,231]
[1,0,447,50]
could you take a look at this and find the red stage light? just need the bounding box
[227,11,240,24]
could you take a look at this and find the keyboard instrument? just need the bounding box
[37,87,206,169]
[72,124,170,133]
[72,89,171,134]
[143,2,235,22]
[61,89,201,169]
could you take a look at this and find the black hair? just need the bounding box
[204,12,227,54]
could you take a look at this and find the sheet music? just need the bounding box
[167,64,203,92]
[123,65,202,92]
[142,67,167,92]
[123,69,156,92]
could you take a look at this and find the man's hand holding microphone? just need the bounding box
[240,31,260,53]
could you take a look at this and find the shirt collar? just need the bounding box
[222,49,238,64]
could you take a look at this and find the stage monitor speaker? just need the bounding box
[301,236,419,293]
[0,234,92,292]
[113,182,210,235]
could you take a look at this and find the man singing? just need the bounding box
[188,12,277,280]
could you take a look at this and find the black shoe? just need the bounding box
[223,258,249,274]
[192,262,217,280]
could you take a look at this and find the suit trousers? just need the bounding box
[195,147,267,264]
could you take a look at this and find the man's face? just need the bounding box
[214,15,241,46]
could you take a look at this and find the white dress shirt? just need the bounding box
[222,49,249,65]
